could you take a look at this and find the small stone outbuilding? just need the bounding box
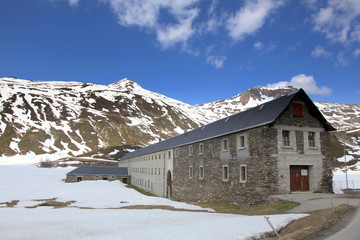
[65,166,130,183]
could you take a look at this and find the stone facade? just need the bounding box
[119,90,334,204]
[171,99,332,204]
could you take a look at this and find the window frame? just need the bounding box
[239,135,246,149]
[199,143,204,155]
[282,130,290,147]
[222,138,228,152]
[189,145,193,156]
[222,165,229,181]
[199,166,204,179]
[308,131,316,148]
[189,166,193,178]
[174,148,178,158]
[240,165,247,183]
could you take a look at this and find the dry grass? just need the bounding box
[25,198,76,209]
[342,189,360,196]
[260,204,356,240]
[188,199,299,215]
[126,184,156,197]
[0,200,20,208]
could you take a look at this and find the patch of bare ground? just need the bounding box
[78,205,211,212]
[259,204,356,240]
[26,198,76,209]
[119,205,210,212]
[188,199,299,215]
[0,200,20,207]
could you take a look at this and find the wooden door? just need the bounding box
[290,166,309,191]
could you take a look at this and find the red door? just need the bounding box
[290,166,309,191]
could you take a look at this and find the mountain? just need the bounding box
[197,86,360,131]
[196,86,297,118]
[0,77,359,159]
[0,77,214,156]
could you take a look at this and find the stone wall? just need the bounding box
[273,99,333,193]
[172,98,333,203]
[65,175,130,183]
[172,126,280,204]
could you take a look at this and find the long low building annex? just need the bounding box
[66,166,130,184]
[118,89,335,204]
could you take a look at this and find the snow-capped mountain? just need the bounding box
[0,77,214,156]
[196,86,297,118]
[197,86,360,131]
[0,77,359,157]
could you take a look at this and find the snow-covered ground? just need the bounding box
[333,170,360,193]
[0,159,307,240]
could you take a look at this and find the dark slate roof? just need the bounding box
[67,166,129,176]
[121,89,335,160]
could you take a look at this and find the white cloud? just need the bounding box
[68,0,79,7]
[311,0,360,44]
[336,51,349,66]
[253,41,263,50]
[206,55,227,69]
[226,0,283,41]
[311,45,332,58]
[353,48,360,57]
[47,0,80,7]
[302,0,319,10]
[267,74,332,95]
[101,0,200,48]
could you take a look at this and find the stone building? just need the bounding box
[118,89,335,203]
[65,166,130,183]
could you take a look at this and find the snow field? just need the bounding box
[0,163,307,240]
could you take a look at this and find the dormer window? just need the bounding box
[293,103,304,117]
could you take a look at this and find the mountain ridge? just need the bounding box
[0,76,359,158]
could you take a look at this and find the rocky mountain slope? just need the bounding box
[0,77,359,158]
[0,77,214,156]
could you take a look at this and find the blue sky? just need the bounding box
[1,0,359,104]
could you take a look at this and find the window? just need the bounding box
[282,130,290,146]
[308,132,316,148]
[189,166,193,178]
[168,151,171,159]
[222,139,228,151]
[240,165,247,183]
[293,103,304,117]
[199,166,204,179]
[199,143,204,155]
[239,135,245,149]
[189,145,193,156]
[174,148,178,157]
[222,165,229,181]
